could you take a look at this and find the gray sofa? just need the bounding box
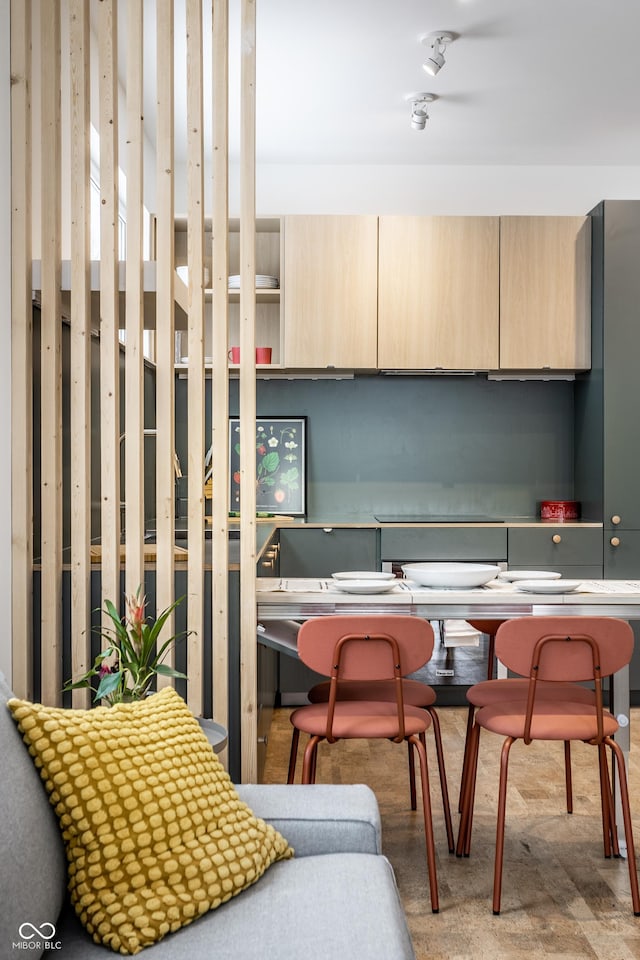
[0,675,416,959]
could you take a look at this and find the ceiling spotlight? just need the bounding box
[420,31,455,77]
[406,93,435,131]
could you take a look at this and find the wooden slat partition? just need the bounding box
[124,0,145,601]
[97,0,121,612]
[239,0,258,782]
[212,0,230,749]
[68,0,92,708]
[186,0,205,714]
[11,0,246,756]
[39,0,63,706]
[10,0,33,700]
[155,0,176,667]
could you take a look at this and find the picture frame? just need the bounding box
[229,417,307,516]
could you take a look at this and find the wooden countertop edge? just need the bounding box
[275,520,604,529]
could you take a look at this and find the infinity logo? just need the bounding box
[18,922,56,940]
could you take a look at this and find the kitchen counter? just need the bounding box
[287,518,603,528]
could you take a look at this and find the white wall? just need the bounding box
[176,161,640,218]
[0,0,12,681]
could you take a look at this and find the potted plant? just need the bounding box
[63,589,226,750]
[64,588,188,705]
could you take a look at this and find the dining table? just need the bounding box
[257,575,640,854]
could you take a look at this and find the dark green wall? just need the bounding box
[176,374,578,521]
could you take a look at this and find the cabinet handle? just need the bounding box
[610,537,621,547]
[552,534,562,544]
[322,527,333,534]
[611,515,621,525]
[258,735,268,745]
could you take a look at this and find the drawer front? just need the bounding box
[380,527,507,561]
[279,528,378,578]
[604,530,640,578]
[508,527,602,567]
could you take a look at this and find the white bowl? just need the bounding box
[401,562,501,589]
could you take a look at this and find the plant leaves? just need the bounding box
[259,451,279,474]
[155,664,188,678]
[94,670,123,702]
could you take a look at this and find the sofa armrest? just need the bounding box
[235,783,382,857]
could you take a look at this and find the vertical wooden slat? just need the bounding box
[155,0,176,668]
[98,0,121,612]
[124,0,145,601]
[10,0,33,699]
[186,0,205,715]
[239,0,257,782]
[212,0,230,746]
[68,0,91,707]
[39,0,63,706]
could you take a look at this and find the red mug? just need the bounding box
[228,346,272,364]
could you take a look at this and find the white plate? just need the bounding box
[498,570,562,582]
[515,580,582,594]
[332,570,395,581]
[331,579,399,595]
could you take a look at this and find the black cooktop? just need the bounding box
[374,515,505,523]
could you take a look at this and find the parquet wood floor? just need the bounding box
[262,705,640,959]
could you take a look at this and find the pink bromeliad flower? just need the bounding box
[126,591,146,649]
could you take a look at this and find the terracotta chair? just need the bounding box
[287,615,444,912]
[304,663,454,853]
[457,616,640,916]
[460,618,594,816]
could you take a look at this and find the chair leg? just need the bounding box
[564,740,573,814]
[598,742,617,858]
[456,721,481,858]
[458,703,476,813]
[287,726,300,784]
[606,737,640,916]
[493,736,515,916]
[409,734,440,913]
[407,739,417,810]
[301,735,322,784]
[486,631,496,681]
[426,707,455,853]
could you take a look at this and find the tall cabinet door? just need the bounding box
[500,216,591,370]
[377,216,499,370]
[282,216,378,368]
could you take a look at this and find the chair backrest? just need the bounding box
[495,616,634,682]
[297,615,435,680]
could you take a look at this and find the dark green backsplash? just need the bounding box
[176,374,577,521]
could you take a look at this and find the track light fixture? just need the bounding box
[406,93,435,131]
[420,31,455,77]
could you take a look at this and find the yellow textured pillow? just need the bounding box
[8,687,293,955]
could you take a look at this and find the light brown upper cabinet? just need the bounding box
[499,216,591,370]
[282,216,378,368]
[377,216,500,370]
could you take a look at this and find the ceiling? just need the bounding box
[186,0,640,167]
[133,1,640,169]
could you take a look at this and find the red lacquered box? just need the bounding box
[540,500,581,521]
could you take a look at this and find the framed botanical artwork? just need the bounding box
[229,417,306,516]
